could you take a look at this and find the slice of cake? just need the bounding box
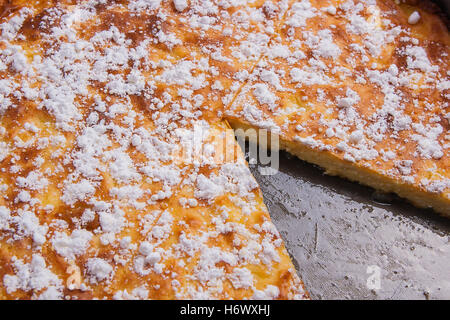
[226,0,450,216]
[0,0,307,299]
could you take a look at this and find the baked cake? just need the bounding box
[227,0,450,216]
[0,0,448,299]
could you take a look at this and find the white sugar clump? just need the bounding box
[408,11,421,25]
[173,0,188,12]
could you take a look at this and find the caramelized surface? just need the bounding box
[0,0,448,300]
[0,0,306,299]
[227,0,449,215]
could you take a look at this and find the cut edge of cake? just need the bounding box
[228,118,450,217]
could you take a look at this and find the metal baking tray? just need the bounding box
[249,150,450,299]
[247,0,450,300]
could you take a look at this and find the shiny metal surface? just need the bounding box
[248,147,450,300]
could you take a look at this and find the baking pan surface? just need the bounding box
[249,148,450,299]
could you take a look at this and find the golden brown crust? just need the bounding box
[226,0,449,216]
[0,0,447,300]
[0,0,307,300]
